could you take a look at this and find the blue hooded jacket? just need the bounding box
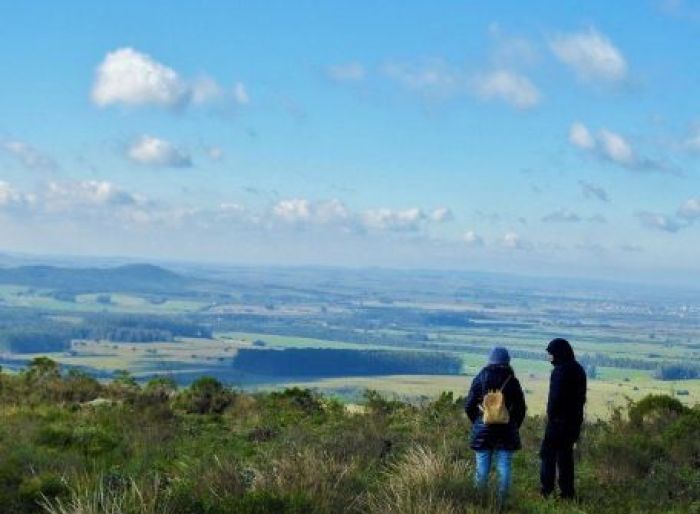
[464,364,527,451]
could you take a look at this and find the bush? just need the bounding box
[175,377,234,414]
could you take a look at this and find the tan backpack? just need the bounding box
[480,375,512,424]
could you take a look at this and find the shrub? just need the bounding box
[175,377,234,414]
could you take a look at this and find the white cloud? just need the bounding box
[502,232,529,249]
[382,56,539,110]
[270,199,450,233]
[326,62,366,82]
[429,207,454,222]
[191,76,223,104]
[678,198,700,221]
[463,231,484,247]
[470,69,540,109]
[568,122,665,173]
[315,199,351,224]
[0,181,34,210]
[550,28,627,83]
[382,60,463,97]
[579,180,609,202]
[272,198,312,223]
[270,198,350,227]
[91,47,249,110]
[92,48,189,108]
[598,129,635,166]
[1,140,57,171]
[362,207,426,232]
[636,211,684,233]
[233,82,250,105]
[127,135,192,168]
[569,122,595,150]
[44,180,142,210]
[542,209,581,223]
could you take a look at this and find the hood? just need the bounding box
[546,338,575,364]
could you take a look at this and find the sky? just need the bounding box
[0,1,699,284]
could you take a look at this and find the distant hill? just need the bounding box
[0,263,194,294]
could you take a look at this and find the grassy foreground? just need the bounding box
[0,358,698,514]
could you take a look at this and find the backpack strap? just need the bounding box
[499,374,513,392]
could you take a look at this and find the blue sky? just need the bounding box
[0,1,699,283]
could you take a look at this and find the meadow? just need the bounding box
[0,361,698,514]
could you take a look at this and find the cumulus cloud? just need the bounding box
[1,140,57,171]
[382,59,463,97]
[326,62,366,82]
[272,198,313,223]
[542,209,582,223]
[598,129,635,166]
[429,207,454,222]
[4,179,454,240]
[463,231,484,247]
[92,48,249,110]
[127,135,192,168]
[361,207,427,232]
[569,122,595,150]
[44,180,141,210]
[0,181,35,210]
[382,46,539,110]
[470,69,540,109]
[191,76,223,105]
[568,122,666,173]
[92,48,189,108]
[550,28,627,83]
[267,199,452,233]
[579,180,609,202]
[502,232,529,250]
[0,180,148,224]
[636,211,684,233]
[678,198,700,221]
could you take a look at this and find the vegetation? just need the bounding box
[0,359,698,514]
[231,348,463,377]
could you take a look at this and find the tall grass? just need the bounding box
[40,475,172,514]
[365,445,478,514]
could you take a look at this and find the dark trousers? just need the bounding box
[540,422,578,498]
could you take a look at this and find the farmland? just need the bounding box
[1,262,698,418]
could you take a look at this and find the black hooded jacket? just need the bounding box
[546,338,587,431]
[465,364,527,451]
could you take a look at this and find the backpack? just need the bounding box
[480,374,512,425]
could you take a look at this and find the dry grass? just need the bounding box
[40,475,173,514]
[365,445,479,514]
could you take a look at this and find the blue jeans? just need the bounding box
[475,450,513,500]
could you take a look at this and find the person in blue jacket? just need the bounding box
[465,347,527,502]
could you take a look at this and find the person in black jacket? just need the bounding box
[465,347,526,502]
[540,338,587,499]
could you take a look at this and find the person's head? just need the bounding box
[546,338,575,365]
[488,346,511,366]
